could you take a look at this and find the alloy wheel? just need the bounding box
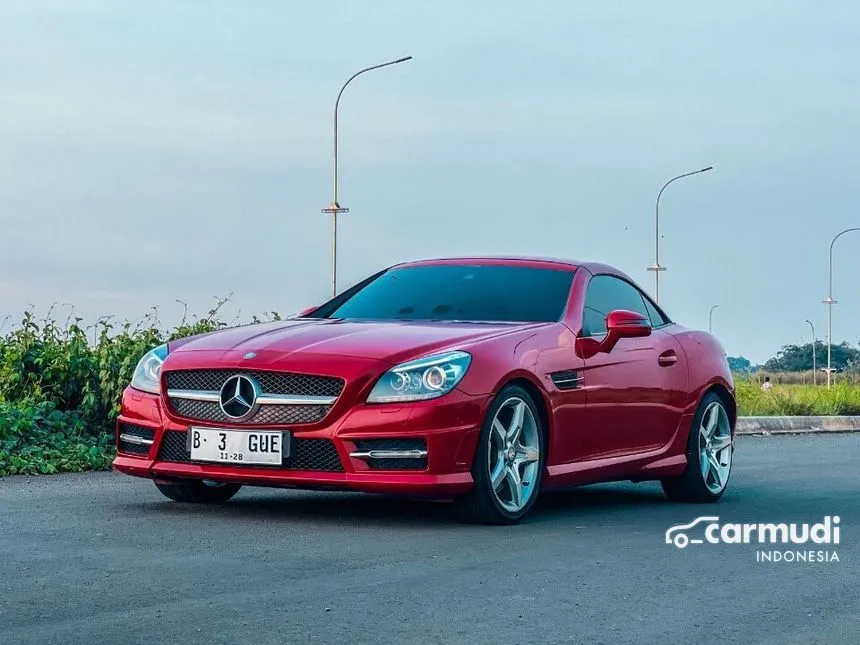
[698,401,733,494]
[488,396,541,513]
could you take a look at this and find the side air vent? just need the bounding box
[550,370,582,391]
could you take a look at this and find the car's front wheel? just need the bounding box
[457,385,545,524]
[661,391,734,502]
[154,479,242,504]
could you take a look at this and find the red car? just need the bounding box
[114,257,735,524]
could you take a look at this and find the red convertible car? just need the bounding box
[114,257,735,524]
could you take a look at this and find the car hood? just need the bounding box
[170,318,546,366]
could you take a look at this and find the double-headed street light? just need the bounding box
[708,304,719,334]
[805,319,817,386]
[322,55,413,297]
[823,227,860,388]
[647,166,713,303]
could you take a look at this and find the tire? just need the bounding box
[661,391,734,503]
[456,385,546,525]
[154,480,242,504]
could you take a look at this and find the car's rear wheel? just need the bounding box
[661,392,733,502]
[154,479,242,504]
[457,385,545,524]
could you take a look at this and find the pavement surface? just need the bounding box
[1,434,857,645]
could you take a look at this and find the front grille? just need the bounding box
[353,438,428,471]
[165,370,344,398]
[117,423,155,456]
[169,398,329,426]
[156,431,344,472]
[164,369,344,426]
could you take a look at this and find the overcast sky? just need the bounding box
[1,1,859,363]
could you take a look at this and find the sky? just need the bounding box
[1,1,859,364]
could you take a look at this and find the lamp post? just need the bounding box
[647,166,713,303]
[823,227,860,388]
[709,304,719,334]
[805,319,817,386]
[322,55,413,297]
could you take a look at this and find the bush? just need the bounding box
[0,401,113,475]
[0,299,280,476]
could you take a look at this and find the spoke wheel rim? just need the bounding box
[488,396,541,513]
[698,401,732,494]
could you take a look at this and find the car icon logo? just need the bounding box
[665,516,720,549]
[243,352,257,359]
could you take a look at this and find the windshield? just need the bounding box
[314,264,575,323]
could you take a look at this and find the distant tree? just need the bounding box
[727,356,752,373]
[764,341,858,372]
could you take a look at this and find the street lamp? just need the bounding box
[823,227,860,388]
[647,166,713,303]
[805,319,817,386]
[322,55,413,297]
[709,304,719,334]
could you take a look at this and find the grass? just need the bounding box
[735,379,860,416]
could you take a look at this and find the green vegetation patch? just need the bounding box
[736,379,860,416]
[0,299,280,477]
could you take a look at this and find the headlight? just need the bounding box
[130,344,168,394]
[367,351,471,403]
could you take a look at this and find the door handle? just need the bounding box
[658,350,677,367]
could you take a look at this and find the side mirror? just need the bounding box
[576,309,652,358]
[295,305,317,317]
[605,309,652,342]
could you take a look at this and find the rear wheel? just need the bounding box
[154,480,242,504]
[661,392,733,502]
[457,385,545,524]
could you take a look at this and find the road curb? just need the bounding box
[736,416,860,435]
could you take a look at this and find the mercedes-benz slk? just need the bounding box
[114,257,735,524]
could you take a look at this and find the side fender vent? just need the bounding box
[550,370,582,391]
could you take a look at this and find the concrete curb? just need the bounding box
[736,416,860,435]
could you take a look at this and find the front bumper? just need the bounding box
[113,387,489,497]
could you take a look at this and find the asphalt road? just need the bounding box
[2,435,857,645]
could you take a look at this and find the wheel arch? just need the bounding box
[498,375,553,454]
[701,382,737,431]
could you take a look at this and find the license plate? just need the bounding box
[188,427,286,465]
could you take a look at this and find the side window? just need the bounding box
[643,296,671,328]
[582,275,650,337]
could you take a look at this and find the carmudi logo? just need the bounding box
[665,516,841,563]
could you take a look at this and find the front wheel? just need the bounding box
[155,479,242,504]
[456,385,545,525]
[661,392,734,503]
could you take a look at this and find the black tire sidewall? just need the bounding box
[155,480,241,503]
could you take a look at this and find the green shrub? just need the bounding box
[0,298,280,476]
[0,401,113,475]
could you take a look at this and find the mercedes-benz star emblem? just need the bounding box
[219,374,261,420]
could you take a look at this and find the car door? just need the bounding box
[577,274,687,460]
